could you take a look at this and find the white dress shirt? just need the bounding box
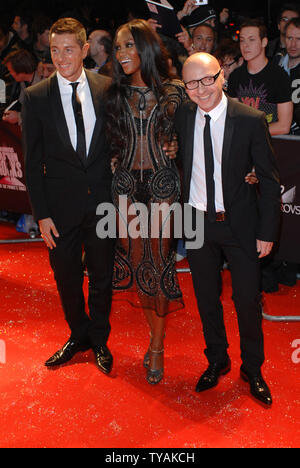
[57,69,96,156]
[189,92,228,212]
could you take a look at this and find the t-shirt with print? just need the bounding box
[227,60,291,125]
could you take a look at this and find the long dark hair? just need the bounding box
[106,19,172,161]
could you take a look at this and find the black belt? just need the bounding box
[204,211,226,222]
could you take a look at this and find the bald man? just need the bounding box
[175,53,281,407]
[87,29,112,73]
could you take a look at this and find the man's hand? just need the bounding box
[147,18,162,32]
[38,217,60,249]
[163,135,178,160]
[2,110,20,125]
[177,0,199,20]
[256,240,273,258]
[176,26,193,52]
[220,8,230,24]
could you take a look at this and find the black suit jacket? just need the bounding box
[22,70,112,232]
[174,97,281,259]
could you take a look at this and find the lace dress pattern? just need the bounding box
[112,80,187,316]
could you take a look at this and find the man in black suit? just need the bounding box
[175,53,281,406]
[22,18,115,374]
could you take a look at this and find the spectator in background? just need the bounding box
[228,19,293,293]
[176,23,217,57]
[192,23,216,54]
[40,52,56,80]
[228,19,293,136]
[279,17,300,135]
[267,3,300,64]
[276,17,300,290]
[2,49,40,125]
[86,29,113,76]
[11,12,33,51]
[32,16,52,63]
[215,39,243,90]
[178,3,217,31]
[0,22,22,64]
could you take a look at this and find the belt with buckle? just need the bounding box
[204,211,226,222]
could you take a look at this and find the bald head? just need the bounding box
[183,53,220,81]
[183,53,224,112]
[88,29,112,63]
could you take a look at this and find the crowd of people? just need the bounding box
[1,2,300,131]
[0,1,299,407]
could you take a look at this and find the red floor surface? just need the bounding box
[0,222,299,448]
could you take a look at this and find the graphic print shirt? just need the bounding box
[227,61,291,124]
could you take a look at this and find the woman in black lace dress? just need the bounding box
[106,19,186,384]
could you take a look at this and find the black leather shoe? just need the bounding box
[45,340,90,367]
[195,358,231,393]
[240,367,272,407]
[93,345,113,375]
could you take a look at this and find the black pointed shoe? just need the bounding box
[45,340,91,367]
[240,367,272,407]
[195,358,231,393]
[92,345,113,375]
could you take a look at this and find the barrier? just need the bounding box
[0,121,32,214]
[0,121,42,244]
[272,136,300,265]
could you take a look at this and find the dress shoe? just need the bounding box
[195,358,231,393]
[240,367,272,407]
[45,340,90,367]
[92,345,113,375]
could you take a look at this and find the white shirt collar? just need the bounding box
[56,68,86,91]
[198,92,228,123]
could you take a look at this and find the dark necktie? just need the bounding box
[70,82,86,161]
[203,114,216,222]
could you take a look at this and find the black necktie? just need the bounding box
[70,82,86,161]
[204,114,216,222]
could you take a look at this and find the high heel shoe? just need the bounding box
[143,332,152,369]
[146,347,164,385]
[143,332,165,369]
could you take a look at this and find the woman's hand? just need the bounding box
[111,157,118,174]
[245,171,259,185]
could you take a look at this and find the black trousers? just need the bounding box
[187,216,264,375]
[49,211,115,347]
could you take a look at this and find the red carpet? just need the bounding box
[0,221,299,448]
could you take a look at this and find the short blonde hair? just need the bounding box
[49,17,87,48]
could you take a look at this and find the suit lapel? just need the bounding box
[85,70,104,163]
[221,98,236,202]
[49,74,75,155]
[184,102,197,203]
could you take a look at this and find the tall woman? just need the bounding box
[106,19,186,384]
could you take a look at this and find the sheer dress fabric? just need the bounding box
[112,80,187,316]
